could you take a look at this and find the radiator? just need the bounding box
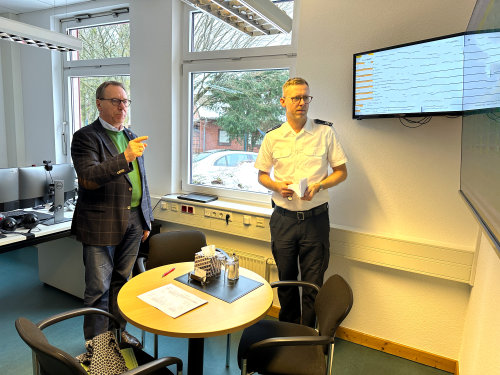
[218,248,269,279]
[217,248,280,307]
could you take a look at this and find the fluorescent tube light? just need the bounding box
[0,16,82,52]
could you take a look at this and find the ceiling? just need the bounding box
[0,0,93,15]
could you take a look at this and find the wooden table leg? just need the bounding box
[188,337,204,375]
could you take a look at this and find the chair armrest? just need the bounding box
[137,257,147,273]
[270,280,320,293]
[124,356,183,375]
[242,336,333,358]
[37,307,119,330]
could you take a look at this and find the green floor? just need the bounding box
[0,247,452,375]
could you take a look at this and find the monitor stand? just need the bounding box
[41,180,71,226]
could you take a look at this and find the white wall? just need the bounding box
[0,31,26,167]
[295,0,478,247]
[459,235,500,374]
[129,0,182,197]
[293,0,479,359]
[3,0,500,370]
[0,45,6,167]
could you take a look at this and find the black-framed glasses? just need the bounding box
[283,95,313,104]
[99,98,132,107]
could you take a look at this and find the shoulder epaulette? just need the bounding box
[266,124,282,133]
[314,119,333,126]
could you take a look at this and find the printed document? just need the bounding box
[138,283,207,318]
[288,178,308,198]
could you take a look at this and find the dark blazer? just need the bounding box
[71,119,153,246]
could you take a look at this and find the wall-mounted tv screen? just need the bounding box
[462,31,500,112]
[353,30,500,119]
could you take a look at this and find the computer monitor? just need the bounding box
[48,163,77,201]
[18,166,48,209]
[0,168,20,212]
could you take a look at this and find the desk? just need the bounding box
[118,262,273,375]
[0,210,86,298]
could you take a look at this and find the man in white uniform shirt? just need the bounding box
[255,77,348,327]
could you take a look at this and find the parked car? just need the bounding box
[192,149,228,163]
[191,150,267,192]
[193,150,257,170]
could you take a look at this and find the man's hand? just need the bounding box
[141,230,150,242]
[125,136,148,163]
[301,183,321,201]
[277,181,294,199]
[258,171,293,199]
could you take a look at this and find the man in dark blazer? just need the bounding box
[71,81,153,345]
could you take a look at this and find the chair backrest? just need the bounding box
[146,230,207,270]
[314,274,354,338]
[15,317,87,375]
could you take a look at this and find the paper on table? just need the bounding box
[288,178,308,198]
[137,283,208,318]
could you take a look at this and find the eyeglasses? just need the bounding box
[283,95,313,104]
[99,98,132,107]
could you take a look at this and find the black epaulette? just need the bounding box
[314,119,333,126]
[266,124,281,133]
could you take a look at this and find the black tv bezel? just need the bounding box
[352,31,466,120]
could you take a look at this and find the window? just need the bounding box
[189,68,289,194]
[61,10,130,153]
[191,0,294,52]
[70,76,130,131]
[218,130,230,145]
[182,1,296,201]
[68,21,130,61]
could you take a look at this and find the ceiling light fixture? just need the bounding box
[180,0,292,36]
[0,16,82,52]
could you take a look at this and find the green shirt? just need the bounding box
[105,129,142,208]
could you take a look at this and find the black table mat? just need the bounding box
[175,271,263,303]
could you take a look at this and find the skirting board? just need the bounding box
[267,306,458,374]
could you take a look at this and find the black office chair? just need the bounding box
[136,230,208,273]
[237,274,354,375]
[15,307,183,375]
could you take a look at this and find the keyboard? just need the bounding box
[1,209,53,221]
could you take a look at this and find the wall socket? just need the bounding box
[181,204,195,214]
[205,208,232,222]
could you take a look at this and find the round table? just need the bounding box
[118,262,273,375]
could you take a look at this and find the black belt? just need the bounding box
[274,202,328,221]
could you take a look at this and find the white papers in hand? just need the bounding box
[288,178,308,198]
[137,283,207,318]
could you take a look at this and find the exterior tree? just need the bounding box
[191,1,293,124]
[202,70,289,150]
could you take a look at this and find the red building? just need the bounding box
[192,117,260,154]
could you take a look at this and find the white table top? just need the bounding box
[0,208,73,248]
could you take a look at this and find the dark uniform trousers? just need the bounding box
[270,203,330,327]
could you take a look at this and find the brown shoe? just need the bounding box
[121,330,143,349]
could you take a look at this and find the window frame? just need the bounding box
[180,1,298,203]
[183,1,298,61]
[218,129,231,146]
[61,12,130,158]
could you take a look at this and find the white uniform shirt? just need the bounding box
[255,118,347,211]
